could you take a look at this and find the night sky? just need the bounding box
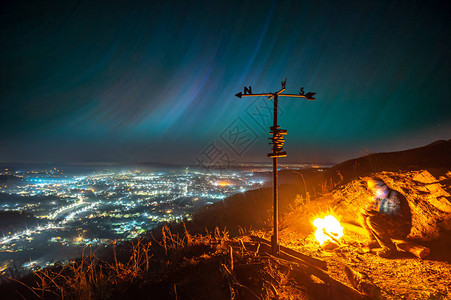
[1,0,450,165]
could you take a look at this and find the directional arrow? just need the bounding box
[235,92,242,98]
[304,92,316,100]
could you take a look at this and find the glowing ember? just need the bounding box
[313,215,343,245]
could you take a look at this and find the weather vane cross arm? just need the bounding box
[235,82,316,100]
[279,93,316,100]
[235,92,274,98]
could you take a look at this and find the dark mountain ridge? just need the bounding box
[328,139,451,181]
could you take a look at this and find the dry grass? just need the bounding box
[31,239,153,299]
[219,236,310,300]
[5,224,231,299]
[3,223,315,299]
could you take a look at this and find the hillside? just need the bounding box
[325,139,451,184]
[1,140,450,299]
[266,139,451,199]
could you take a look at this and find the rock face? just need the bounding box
[332,170,451,240]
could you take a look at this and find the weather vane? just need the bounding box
[235,79,316,255]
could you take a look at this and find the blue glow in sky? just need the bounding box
[1,0,450,164]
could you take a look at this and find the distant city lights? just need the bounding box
[0,166,268,273]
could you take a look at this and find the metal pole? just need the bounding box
[235,81,315,256]
[272,94,279,255]
[272,156,278,255]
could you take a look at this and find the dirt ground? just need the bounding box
[271,230,450,299]
[266,169,451,299]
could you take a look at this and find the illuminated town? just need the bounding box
[0,165,268,274]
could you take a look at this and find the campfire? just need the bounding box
[313,215,343,245]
